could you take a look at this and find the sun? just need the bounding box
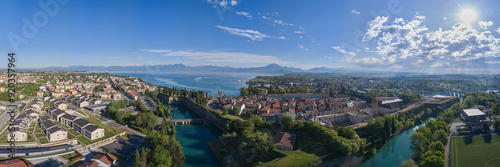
[458,8,478,24]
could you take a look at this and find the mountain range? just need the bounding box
[35,63,367,74]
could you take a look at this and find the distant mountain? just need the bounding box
[39,63,304,74]
[307,66,365,73]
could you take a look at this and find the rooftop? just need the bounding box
[463,109,486,117]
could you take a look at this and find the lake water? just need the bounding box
[356,118,433,167]
[108,72,268,97]
[165,104,223,167]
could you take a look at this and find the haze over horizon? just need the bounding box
[2,0,500,74]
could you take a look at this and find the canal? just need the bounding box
[357,118,433,167]
[166,104,223,167]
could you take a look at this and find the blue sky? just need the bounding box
[2,0,500,74]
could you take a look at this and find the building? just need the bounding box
[83,125,105,140]
[36,91,44,97]
[60,113,79,127]
[73,118,92,134]
[51,108,66,122]
[78,153,117,167]
[126,91,138,100]
[8,130,27,142]
[46,126,67,142]
[272,132,296,151]
[86,104,107,115]
[0,158,29,167]
[462,109,486,122]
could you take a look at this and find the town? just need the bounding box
[0,71,499,167]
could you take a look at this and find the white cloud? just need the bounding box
[216,25,286,41]
[479,21,494,30]
[496,27,500,34]
[140,49,172,53]
[351,10,360,15]
[262,16,271,20]
[363,16,389,41]
[273,19,294,26]
[443,17,447,20]
[332,46,357,57]
[108,57,123,59]
[235,11,252,19]
[485,61,500,64]
[161,50,289,64]
[297,45,304,49]
[347,14,500,67]
[206,0,238,8]
[294,31,305,34]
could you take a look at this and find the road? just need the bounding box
[104,119,149,167]
[0,144,75,154]
[0,100,30,134]
[138,92,157,110]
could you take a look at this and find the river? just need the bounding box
[356,118,433,167]
[166,103,223,167]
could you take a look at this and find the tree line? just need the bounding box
[134,118,185,167]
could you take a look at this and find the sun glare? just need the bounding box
[459,8,478,24]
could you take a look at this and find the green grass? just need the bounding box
[67,133,75,139]
[260,132,339,167]
[220,114,244,122]
[452,134,500,167]
[78,136,92,145]
[0,133,7,143]
[60,152,78,160]
[210,131,338,167]
[39,137,49,144]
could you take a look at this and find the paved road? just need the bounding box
[0,144,75,154]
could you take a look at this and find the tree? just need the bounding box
[134,149,141,167]
[494,119,500,131]
[421,155,445,167]
[482,122,490,133]
[400,159,418,167]
[279,114,294,129]
[336,126,356,139]
[463,96,475,108]
[140,147,149,167]
[391,117,396,135]
[410,132,426,151]
[231,106,241,115]
[150,146,172,167]
[433,130,448,146]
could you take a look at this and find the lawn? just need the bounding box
[39,137,49,144]
[260,132,339,167]
[210,131,339,167]
[452,134,500,167]
[60,152,78,160]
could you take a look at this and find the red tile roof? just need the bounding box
[0,158,28,167]
[272,132,296,150]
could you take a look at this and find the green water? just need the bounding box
[357,119,432,167]
[166,104,223,167]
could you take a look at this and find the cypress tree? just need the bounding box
[134,149,140,167]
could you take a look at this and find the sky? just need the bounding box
[1,0,500,74]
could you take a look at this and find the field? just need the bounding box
[452,134,500,167]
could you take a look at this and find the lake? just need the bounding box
[108,72,270,97]
[166,104,223,167]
